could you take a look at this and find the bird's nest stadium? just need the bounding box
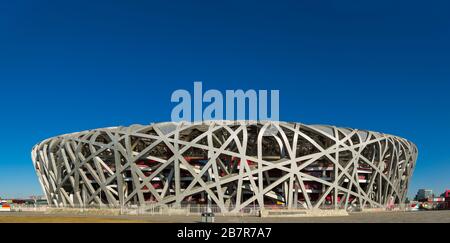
[32,121,417,212]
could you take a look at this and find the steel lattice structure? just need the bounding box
[32,121,418,211]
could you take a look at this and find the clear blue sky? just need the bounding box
[0,0,449,199]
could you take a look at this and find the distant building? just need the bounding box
[415,189,433,202]
[0,195,48,206]
[445,190,450,210]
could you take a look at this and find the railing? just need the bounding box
[11,203,411,216]
[122,204,263,216]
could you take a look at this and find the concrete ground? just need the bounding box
[0,210,449,223]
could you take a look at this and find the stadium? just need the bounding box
[31,121,418,212]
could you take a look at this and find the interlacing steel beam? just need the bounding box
[32,121,418,212]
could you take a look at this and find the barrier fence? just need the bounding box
[10,203,410,216]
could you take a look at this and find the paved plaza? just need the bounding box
[0,210,449,223]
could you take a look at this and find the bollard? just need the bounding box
[201,212,215,223]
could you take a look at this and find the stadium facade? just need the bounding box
[32,121,418,212]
